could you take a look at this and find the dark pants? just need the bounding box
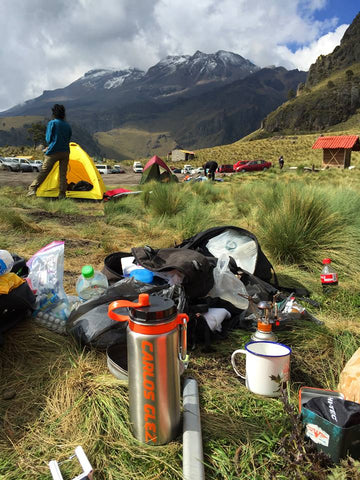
[29,151,69,196]
[209,169,216,181]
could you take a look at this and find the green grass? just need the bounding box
[1,164,360,478]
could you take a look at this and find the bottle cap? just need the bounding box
[129,268,154,284]
[322,258,331,264]
[82,265,94,278]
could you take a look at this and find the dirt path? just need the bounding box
[0,170,142,188]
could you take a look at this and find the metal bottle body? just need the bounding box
[127,325,180,445]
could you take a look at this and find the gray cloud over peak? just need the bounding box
[0,0,348,111]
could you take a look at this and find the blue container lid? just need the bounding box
[129,268,154,284]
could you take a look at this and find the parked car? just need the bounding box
[1,157,33,172]
[133,162,143,173]
[181,164,194,174]
[170,166,182,173]
[96,165,111,174]
[235,159,272,173]
[30,160,43,172]
[217,164,234,173]
[110,166,125,174]
[233,160,249,170]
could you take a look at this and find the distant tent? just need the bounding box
[140,155,179,184]
[36,142,106,200]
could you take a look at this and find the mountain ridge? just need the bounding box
[0,50,305,158]
[260,12,360,135]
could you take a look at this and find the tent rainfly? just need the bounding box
[140,155,178,184]
[36,142,106,200]
[312,135,360,169]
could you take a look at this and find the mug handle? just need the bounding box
[231,349,246,379]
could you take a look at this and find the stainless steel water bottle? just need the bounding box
[108,293,188,445]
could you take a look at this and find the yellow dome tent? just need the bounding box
[36,142,106,200]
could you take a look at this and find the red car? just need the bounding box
[235,159,272,173]
[233,160,248,170]
[217,164,234,173]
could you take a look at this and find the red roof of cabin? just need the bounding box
[312,135,360,150]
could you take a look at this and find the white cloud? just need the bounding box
[275,24,348,70]
[0,0,351,111]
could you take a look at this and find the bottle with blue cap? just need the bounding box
[129,268,154,284]
[76,265,109,301]
[0,250,14,276]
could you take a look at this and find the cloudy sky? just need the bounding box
[0,0,358,112]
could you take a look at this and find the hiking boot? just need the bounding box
[26,190,36,197]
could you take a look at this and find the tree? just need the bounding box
[27,122,46,147]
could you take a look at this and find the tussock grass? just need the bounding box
[169,200,215,239]
[254,182,360,272]
[0,207,40,233]
[142,182,185,216]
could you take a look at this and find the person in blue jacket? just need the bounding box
[27,104,72,198]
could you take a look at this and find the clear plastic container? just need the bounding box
[76,265,109,301]
[321,258,338,294]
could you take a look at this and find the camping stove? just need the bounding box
[251,301,278,342]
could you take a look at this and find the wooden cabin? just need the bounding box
[312,135,360,169]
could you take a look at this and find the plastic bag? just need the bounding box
[26,241,69,319]
[208,253,249,310]
[206,229,258,273]
[67,277,185,349]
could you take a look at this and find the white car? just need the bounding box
[133,162,143,173]
[181,164,194,175]
[96,165,111,174]
[30,160,43,172]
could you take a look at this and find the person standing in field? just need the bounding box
[278,155,284,169]
[27,104,72,198]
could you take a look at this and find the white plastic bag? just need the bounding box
[26,241,69,319]
[206,229,258,273]
[208,253,249,310]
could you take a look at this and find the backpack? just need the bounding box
[0,282,36,345]
[176,226,277,285]
[131,246,215,299]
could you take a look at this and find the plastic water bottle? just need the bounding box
[76,265,109,301]
[0,250,14,275]
[34,311,67,334]
[321,258,338,294]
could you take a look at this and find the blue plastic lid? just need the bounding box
[129,268,154,284]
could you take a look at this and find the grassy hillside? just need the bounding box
[166,129,360,169]
[95,127,176,160]
[261,62,360,134]
[0,116,44,131]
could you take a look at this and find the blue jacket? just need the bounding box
[45,119,72,155]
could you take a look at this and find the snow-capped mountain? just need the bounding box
[141,50,259,96]
[1,50,259,117]
[73,68,145,90]
[0,49,306,160]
